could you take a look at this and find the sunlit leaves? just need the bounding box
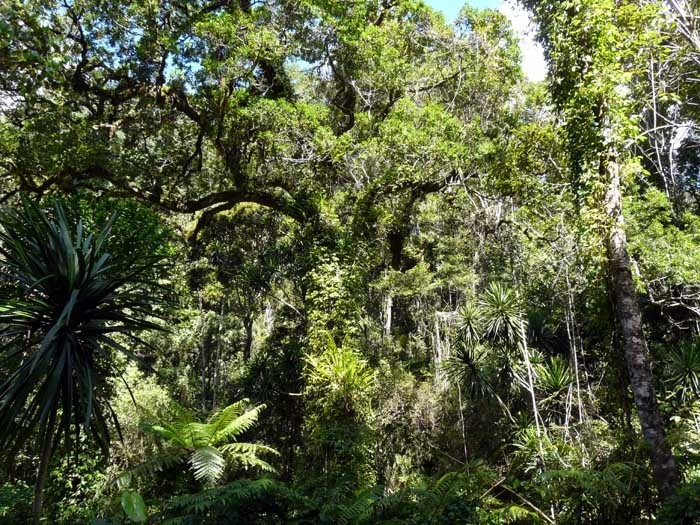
[137,400,277,487]
[190,446,226,486]
[480,282,524,346]
[121,490,147,523]
[305,337,374,416]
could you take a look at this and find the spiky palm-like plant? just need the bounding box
[666,338,700,401]
[457,302,483,348]
[479,282,524,346]
[536,356,573,395]
[444,341,493,399]
[0,199,166,523]
[305,337,374,416]
[128,400,278,487]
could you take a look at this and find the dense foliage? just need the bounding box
[1,0,700,523]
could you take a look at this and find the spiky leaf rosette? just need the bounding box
[666,338,700,401]
[0,198,166,458]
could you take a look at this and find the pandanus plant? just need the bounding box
[0,198,166,523]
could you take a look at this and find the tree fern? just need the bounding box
[211,402,266,444]
[123,400,278,487]
[205,400,249,442]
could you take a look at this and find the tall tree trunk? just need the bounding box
[603,147,680,499]
[243,316,253,361]
[198,291,207,411]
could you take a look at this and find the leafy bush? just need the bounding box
[657,482,700,525]
[0,482,32,523]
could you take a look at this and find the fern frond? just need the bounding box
[202,400,248,446]
[236,456,277,473]
[220,442,279,457]
[337,486,383,525]
[206,399,248,429]
[184,422,215,446]
[431,471,461,505]
[142,400,275,486]
[220,443,278,473]
[190,445,226,485]
[488,504,541,523]
[142,423,184,446]
[213,404,266,445]
[156,404,197,443]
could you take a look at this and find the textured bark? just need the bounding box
[604,149,680,500]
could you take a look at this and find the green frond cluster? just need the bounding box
[326,470,541,525]
[535,356,573,395]
[305,337,374,415]
[444,341,493,399]
[537,463,644,522]
[480,282,524,346]
[445,282,528,401]
[124,400,278,487]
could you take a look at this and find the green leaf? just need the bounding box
[121,490,147,523]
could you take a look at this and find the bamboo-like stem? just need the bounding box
[518,317,546,463]
[457,383,468,462]
[565,269,585,425]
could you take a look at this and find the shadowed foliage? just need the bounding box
[0,198,167,520]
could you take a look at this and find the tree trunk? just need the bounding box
[383,294,392,339]
[213,300,224,410]
[32,448,50,525]
[243,317,253,361]
[197,291,207,411]
[32,412,55,525]
[604,148,680,499]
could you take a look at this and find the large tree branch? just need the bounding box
[176,187,306,221]
[3,164,308,225]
